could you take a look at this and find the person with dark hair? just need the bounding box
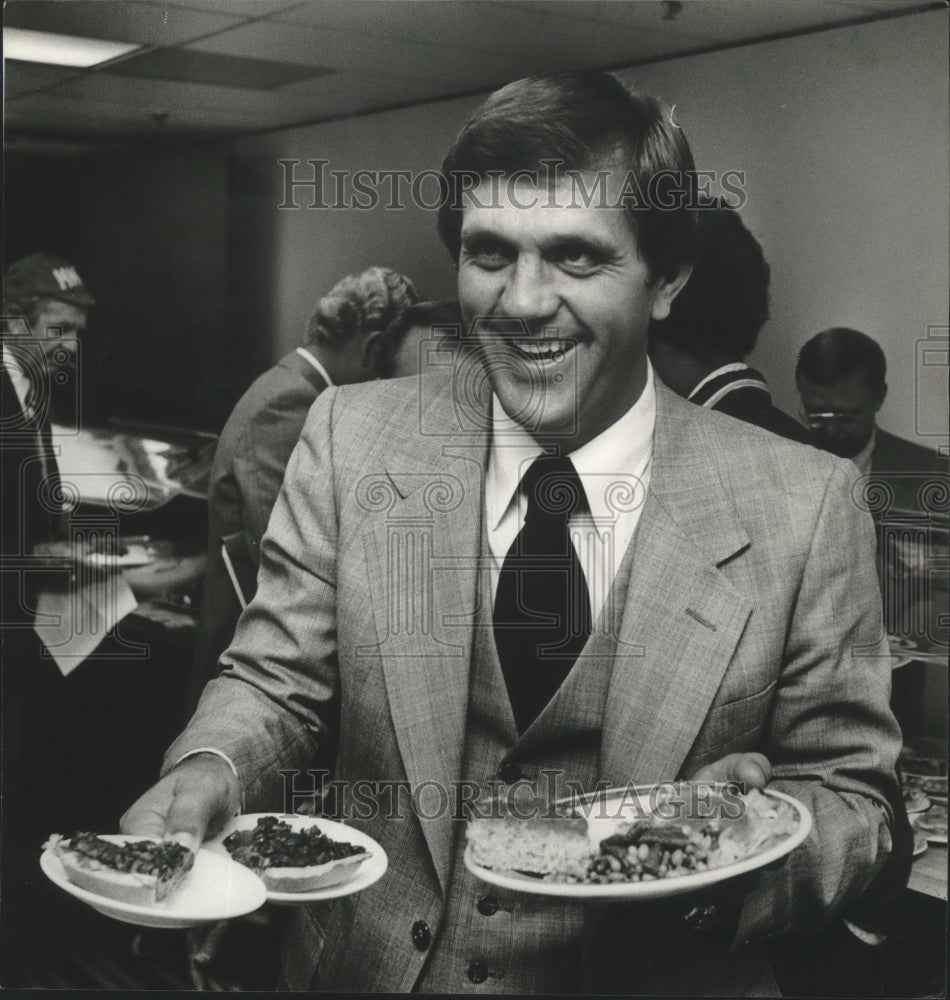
[650,200,811,444]
[372,299,463,379]
[121,73,899,995]
[795,327,945,481]
[187,266,419,711]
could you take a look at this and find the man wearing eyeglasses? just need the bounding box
[795,328,946,486]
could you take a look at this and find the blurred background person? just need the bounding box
[796,327,947,478]
[1,252,96,962]
[371,298,463,379]
[187,266,418,713]
[650,199,811,444]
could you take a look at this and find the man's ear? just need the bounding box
[650,265,692,322]
[360,330,384,369]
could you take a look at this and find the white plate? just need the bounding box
[40,836,267,928]
[464,786,812,901]
[206,814,388,905]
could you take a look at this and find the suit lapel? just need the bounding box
[362,376,489,892]
[601,384,753,786]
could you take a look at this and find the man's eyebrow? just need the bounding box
[460,225,617,255]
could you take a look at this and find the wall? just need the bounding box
[621,9,949,445]
[74,144,233,429]
[235,7,948,449]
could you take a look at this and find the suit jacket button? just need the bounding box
[498,762,521,783]
[477,895,499,916]
[467,960,488,984]
[411,920,431,951]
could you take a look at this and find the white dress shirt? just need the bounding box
[485,362,656,625]
[852,430,875,475]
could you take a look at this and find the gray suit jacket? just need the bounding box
[187,349,328,714]
[169,373,901,993]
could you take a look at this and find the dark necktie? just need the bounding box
[493,454,593,733]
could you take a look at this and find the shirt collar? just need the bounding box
[486,360,657,536]
[687,362,750,401]
[295,346,334,387]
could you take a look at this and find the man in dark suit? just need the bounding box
[1,253,96,965]
[795,327,947,503]
[188,267,418,713]
[650,199,811,445]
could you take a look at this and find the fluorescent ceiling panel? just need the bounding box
[3,27,140,67]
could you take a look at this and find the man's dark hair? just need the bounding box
[437,72,697,283]
[375,299,463,378]
[650,198,770,361]
[796,328,887,392]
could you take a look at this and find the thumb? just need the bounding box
[692,753,772,789]
[163,785,215,853]
[161,762,238,850]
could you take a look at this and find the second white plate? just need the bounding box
[206,814,388,905]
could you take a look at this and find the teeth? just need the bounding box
[515,341,573,360]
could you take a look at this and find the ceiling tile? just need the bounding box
[105,47,333,90]
[2,0,247,49]
[5,91,287,138]
[3,61,82,99]
[185,18,560,83]
[169,0,308,15]
[270,0,706,61]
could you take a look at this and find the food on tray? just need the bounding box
[912,827,929,857]
[223,816,369,891]
[85,539,155,567]
[466,787,800,885]
[45,833,194,905]
[900,749,948,778]
[902,783,931,814]
[912,803,948,842]
[904,774,948,801]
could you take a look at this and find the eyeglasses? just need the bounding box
[799,410,867,430]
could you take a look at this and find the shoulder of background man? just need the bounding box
[872,427,948,475]
[668,386,847,501]
[213,351,327,458]
[711,387,813,446]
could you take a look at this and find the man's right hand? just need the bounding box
[119,753,240,852]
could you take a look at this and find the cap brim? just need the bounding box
[55,287,97,307]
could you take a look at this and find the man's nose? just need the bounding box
[499,257,558,324]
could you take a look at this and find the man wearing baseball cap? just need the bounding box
[2,252,96,546]
[1,252,96,966]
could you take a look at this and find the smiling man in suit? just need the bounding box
[122,73,900,995]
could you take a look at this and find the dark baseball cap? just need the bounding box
[4,252,96,307]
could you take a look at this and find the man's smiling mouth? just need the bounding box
[510,340,577,362]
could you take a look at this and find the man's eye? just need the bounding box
[550,244,601,275]
[464,240,512,269]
